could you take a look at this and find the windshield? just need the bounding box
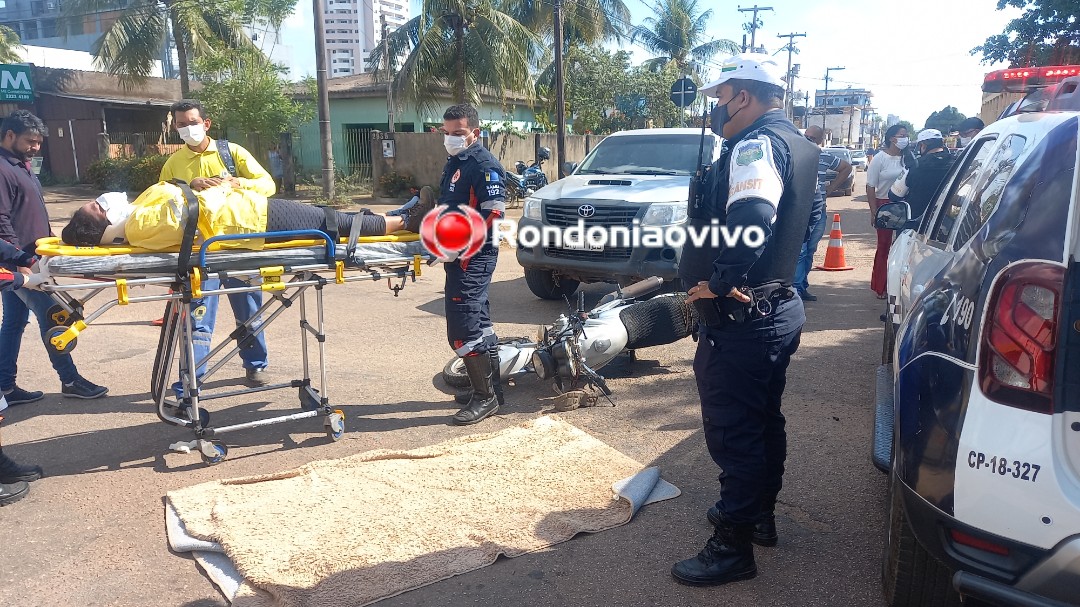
[577,134,713,176]
[851,150,866,159]
[826,148,852,162]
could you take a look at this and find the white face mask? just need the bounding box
[178,123,207,147]
[895,137,909,150]
[444,134,471,156]
[959,136,972,146]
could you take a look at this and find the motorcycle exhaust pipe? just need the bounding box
[600,276,664,305]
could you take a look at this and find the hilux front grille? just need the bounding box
[543,246,634,261]
[544,201,640,227]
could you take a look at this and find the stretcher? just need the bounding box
[35,219,433,465]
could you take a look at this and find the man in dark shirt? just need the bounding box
[890,128,953,223]
[0,110,107,402]
[436,104,507,426]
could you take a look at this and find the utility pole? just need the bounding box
[381,14,394,133]
[776,32,805,120]
[822,66,845,140]
[738,5,773,52]
[312,0,334,199]
[554,0,567,179]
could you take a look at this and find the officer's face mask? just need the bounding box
[710,91,746,138]
[177,123,207,147]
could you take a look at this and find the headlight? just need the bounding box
[641,202,688,226]
[523,196,542,220]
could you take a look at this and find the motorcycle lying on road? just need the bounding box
[504,147,552,208]
[441,277,696,401]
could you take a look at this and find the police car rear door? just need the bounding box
[898,136,997,317]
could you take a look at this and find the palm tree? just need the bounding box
[371,0,544,115]
[61,0,280,96]
[630,0,739,75]
[0,25,24,64]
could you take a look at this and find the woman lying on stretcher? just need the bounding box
[61,182,436,250]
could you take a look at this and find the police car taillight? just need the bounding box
[982,65,1080,93]
[978,263,1064,414]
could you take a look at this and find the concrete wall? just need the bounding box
[370,132,605,194]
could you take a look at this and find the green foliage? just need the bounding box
[923,106,967,135]
[0,25,24,64]
[378,171,414,197]
[630,0,740,75]
[85,155,169,192]
[487,113,529,159]
[974,0,1080,67]
[193,49,314,138]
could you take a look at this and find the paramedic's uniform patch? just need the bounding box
[727,137,783,214]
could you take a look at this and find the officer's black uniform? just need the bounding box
[679,109,819,536]
[902,147,953,221]
[437,141,507,424]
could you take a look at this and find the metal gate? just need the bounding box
[341,125,374,184]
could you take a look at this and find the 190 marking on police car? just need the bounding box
[941,295,976,331]
[967,451,1041,482]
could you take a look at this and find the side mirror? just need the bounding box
[562,161,578,176]
[875,202,911,230]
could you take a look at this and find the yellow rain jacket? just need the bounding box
[124,182,269,251]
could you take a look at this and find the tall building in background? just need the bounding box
[321,0,409,77]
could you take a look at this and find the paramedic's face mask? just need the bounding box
[174,109,210,148]
[442,118,479,156]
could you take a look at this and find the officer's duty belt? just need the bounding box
[692,282,796,329]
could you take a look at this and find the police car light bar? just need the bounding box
[983,65,1080,93]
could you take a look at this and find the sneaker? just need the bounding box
[0,453,43,484]
[403,186,437,233]
[245,368,270,387]
[4,386,44,406]
[61,377,108,399]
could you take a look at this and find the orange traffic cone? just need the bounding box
[815,213,854,271]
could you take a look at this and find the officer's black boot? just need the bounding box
[0,480,29,506]
[672,513,757,586]
[452,354,499,425]
[707,496,779,547]
[454,348,505,406]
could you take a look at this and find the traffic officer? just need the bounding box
[437,104,507,425]
[889,128,953,222]
[676,53,820,586]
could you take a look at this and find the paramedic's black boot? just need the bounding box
[0,450,43,484]
[488,346,505,407]
[708,494,778,547]
[672,513,757,586]
[0,480,29,506]
[403,186,437,233]
[452,354,499,425]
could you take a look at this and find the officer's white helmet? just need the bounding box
[701,54,787,98]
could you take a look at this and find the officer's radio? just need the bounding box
[688,104,713,219]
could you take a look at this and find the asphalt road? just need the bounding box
[0,173,889,607]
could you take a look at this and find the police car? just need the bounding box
[872,65,1080,607]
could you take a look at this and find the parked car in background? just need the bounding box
[849,148,868,171]
[515,128,723,299]
[823,147,855,196]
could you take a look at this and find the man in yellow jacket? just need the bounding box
[160,99,277,390]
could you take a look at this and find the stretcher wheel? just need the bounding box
[47,305,72,326]
[325,409,345,441]
[201,442,228,465]
[45,326,75,354]
[442,357,470,388]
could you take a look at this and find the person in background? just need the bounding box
[159,99,275,390]
[865,124,909,299]
[0,110,108,402]
[268,144,284,193]
[889,129,953,223]
[955,117,985,149]
[794,126,852,302]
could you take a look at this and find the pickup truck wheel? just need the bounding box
[882,472,960,607]
[525,268,579,300]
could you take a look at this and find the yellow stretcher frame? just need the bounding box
[34,231,429,466]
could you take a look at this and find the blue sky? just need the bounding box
[279,0,1025,129]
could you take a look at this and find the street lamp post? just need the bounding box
[822,66,845,141]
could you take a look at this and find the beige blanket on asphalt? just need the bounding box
[167,415,669,607]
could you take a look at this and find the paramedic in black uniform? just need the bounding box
[675,53,820,586]
[437,104,508,425]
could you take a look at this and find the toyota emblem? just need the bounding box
[578,204,596,218]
